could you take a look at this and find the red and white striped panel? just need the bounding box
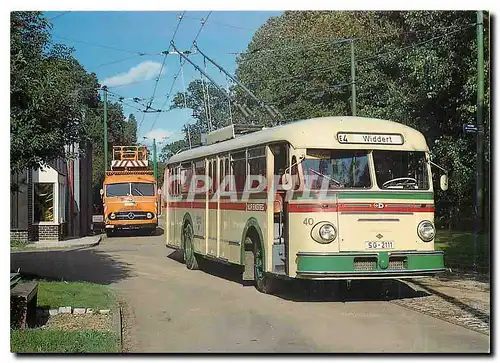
[111,160,149,168]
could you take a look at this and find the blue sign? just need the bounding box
[463,124,478,133]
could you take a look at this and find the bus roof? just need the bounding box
[167,116,429,165]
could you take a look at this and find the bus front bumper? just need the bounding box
[295,250,445,279]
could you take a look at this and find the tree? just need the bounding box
[160,139,188,162]
[10,11,100,175]
[123,113,137,145]
[234,10,490,230]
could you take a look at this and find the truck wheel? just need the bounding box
[183,222,199,270]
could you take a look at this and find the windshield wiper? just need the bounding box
[308,168,344,187]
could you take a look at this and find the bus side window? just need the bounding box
[271,143,288,187]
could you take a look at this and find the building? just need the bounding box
[10,142,93,242]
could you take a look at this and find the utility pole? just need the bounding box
[474,10,485,273]
[103,86,108,172]
[153,138,157,181]
[350,39,357,116]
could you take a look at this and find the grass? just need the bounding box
[35,281,116,310]
[434,230,490,273]
[11,329,119,353]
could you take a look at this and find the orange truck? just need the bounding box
[101,145,160,237]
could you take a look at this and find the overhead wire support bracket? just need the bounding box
[192,41,280,120]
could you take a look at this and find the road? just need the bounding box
[12,224,490,353]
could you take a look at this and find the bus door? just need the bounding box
[207,158,217,257]
[270,143,289,275]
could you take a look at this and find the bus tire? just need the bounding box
[183,222,199,270]
[249,236,274,294]
[106,229,114,238]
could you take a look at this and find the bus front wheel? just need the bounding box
[183,222,199,270]
[248,236,274,294]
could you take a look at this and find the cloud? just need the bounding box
[144,129,174,141]
[100,61,166,87]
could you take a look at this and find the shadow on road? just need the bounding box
[11,247,134,285]
[166,251,428,302]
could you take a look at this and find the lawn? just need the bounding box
[434,230,490,273]
[11,280,119,353]
[11,329,119,353]
[32,281,116,310]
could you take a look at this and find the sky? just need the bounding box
[43,11,283,148]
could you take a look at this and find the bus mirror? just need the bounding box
[157,188,162,195]
[281,174,293,191]
[100,188,104,196]
[440,175,448,191]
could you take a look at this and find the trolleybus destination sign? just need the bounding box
[337,132,404,145]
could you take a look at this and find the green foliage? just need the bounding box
[10,11,100,175]
[11,329,119,353]
[435,230,489,273]
[160,139,188,162]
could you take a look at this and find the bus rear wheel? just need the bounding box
[249,236,274,294]
[183,222,199,270]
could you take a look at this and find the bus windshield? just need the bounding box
[373,150,429,190]
[303,149,371,189]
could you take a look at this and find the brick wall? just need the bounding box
[10,230,28,243]
[30,224,61,241]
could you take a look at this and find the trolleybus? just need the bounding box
[163,116,448,293]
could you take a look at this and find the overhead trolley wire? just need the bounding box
[137,11,187,133]
[147,11,212,134]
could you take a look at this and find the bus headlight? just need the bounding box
[418,220,435,242]
[311,223,337,243]
[147,212,153,219]
[110,213,116,220]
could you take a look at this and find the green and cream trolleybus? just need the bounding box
[163,116,447,293]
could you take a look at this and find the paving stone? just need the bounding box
[58,306,72,314]
[49,309,59,316]
[86,308,94,314]
[99,309,110,314]
[73,308,86,314]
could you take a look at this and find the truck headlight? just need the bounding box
[418,220,435,242]
[109,213,116,220]
[147,212,153,219]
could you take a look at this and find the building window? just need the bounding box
[34,183,54,222]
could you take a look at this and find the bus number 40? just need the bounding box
[303,218,314,226]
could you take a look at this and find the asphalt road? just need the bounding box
[11,224,490,353]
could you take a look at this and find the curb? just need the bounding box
[21,235,103,250]
[112,307,123,351]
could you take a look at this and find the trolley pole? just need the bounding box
[103,86,108,172]
[473,10,485,274]
[153,138,157,181]
[350,39,357,116]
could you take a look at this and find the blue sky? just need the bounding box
[44,11,283,147]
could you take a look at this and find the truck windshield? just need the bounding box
[373,150,430,190]
[131,183,155,196]
[303,149,371,189]
[106,183,130,197]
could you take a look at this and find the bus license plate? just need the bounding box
[365,241,394,249]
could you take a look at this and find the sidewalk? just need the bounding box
[22,235,102,250]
